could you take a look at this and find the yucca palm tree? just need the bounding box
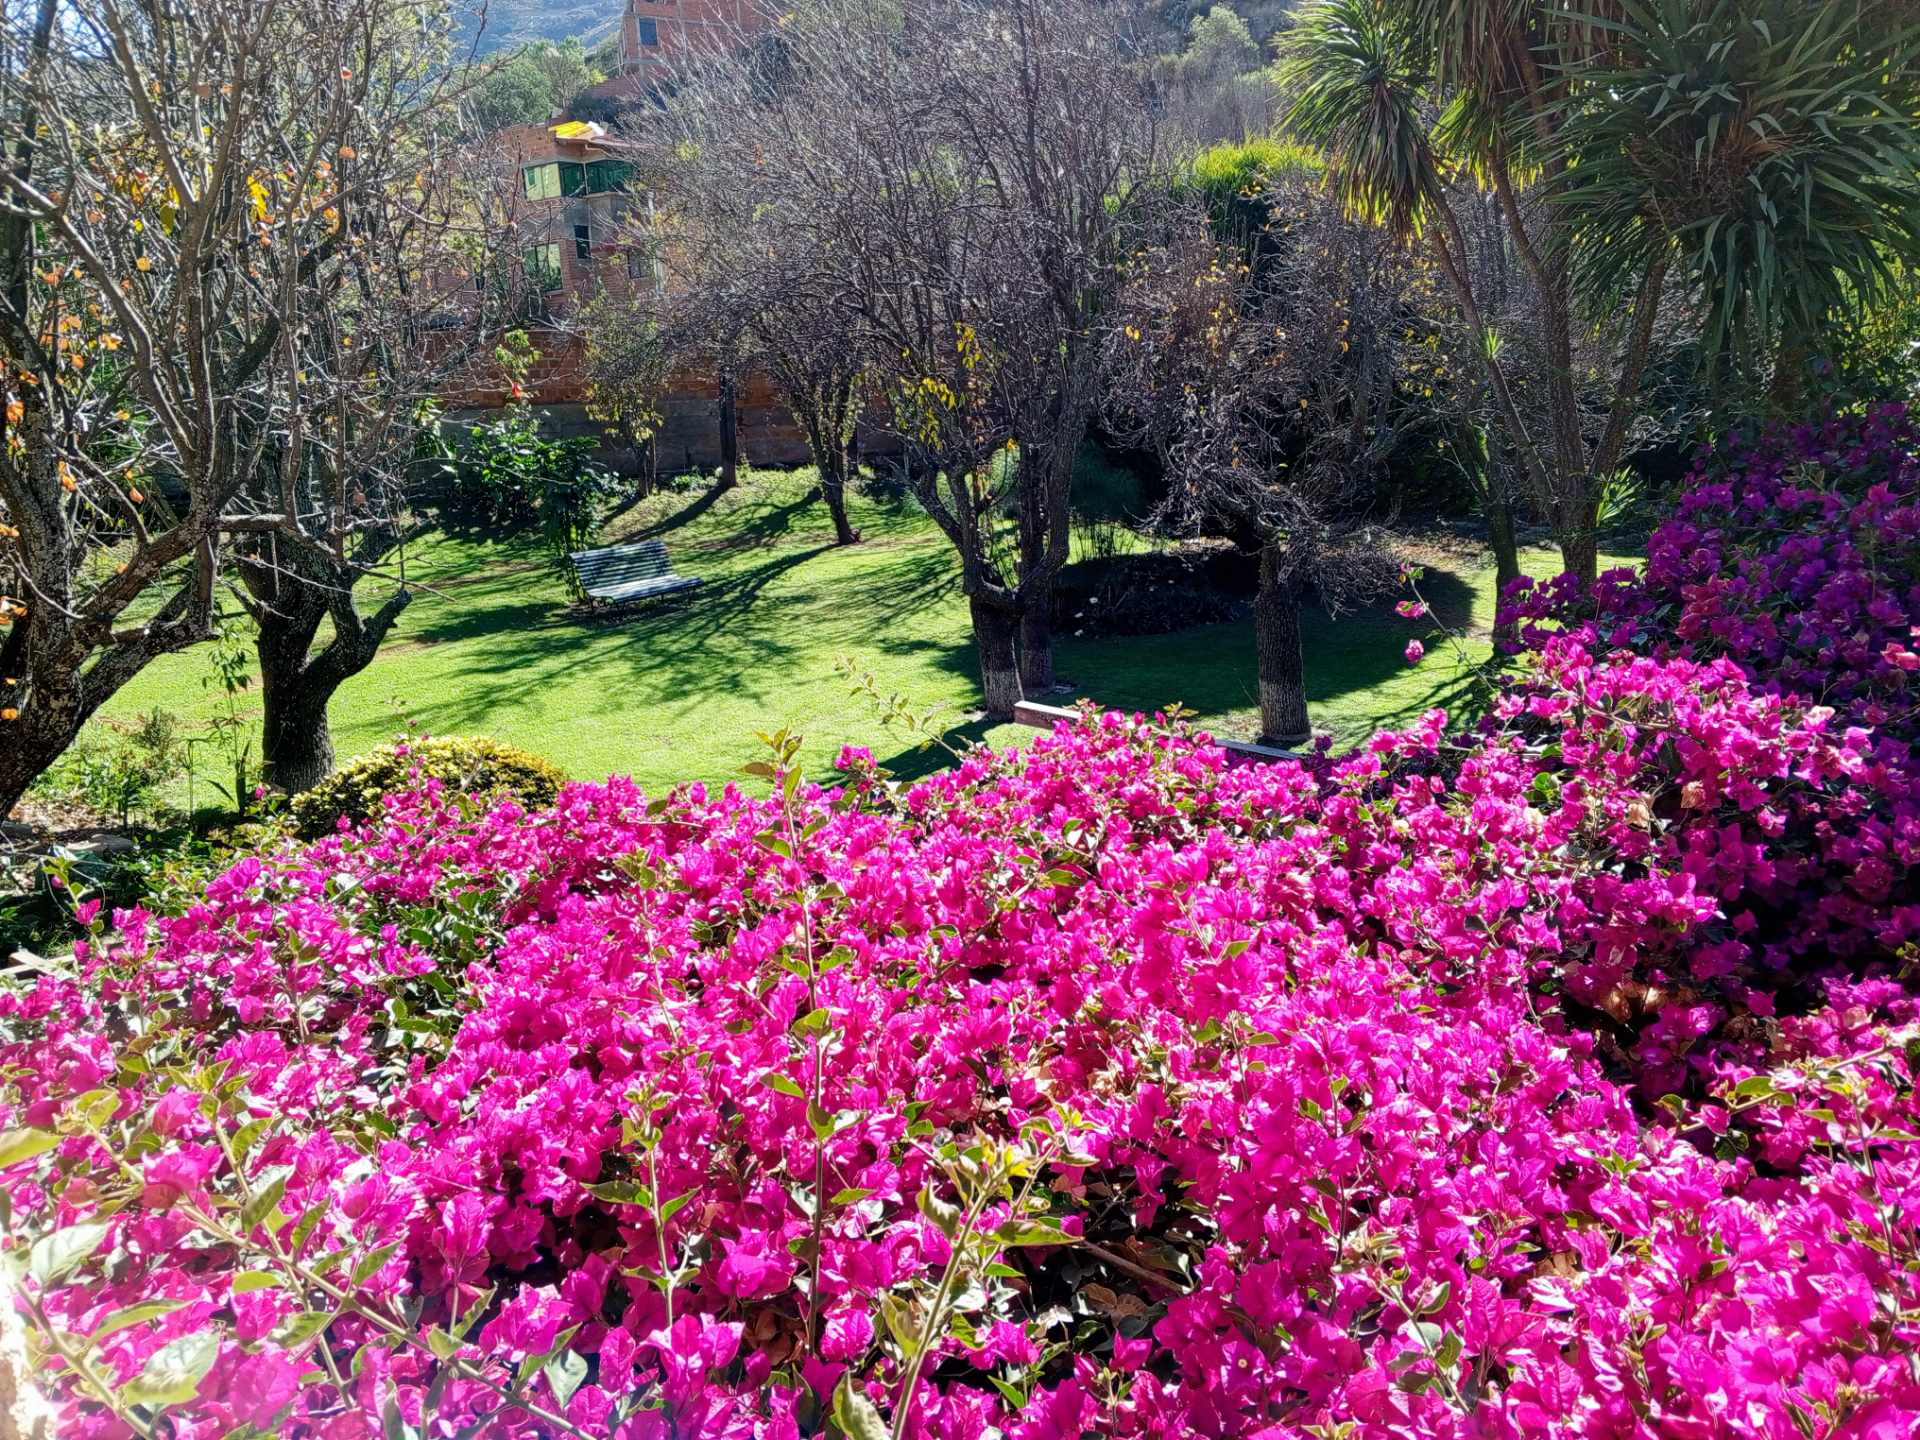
[1278,0,1920,582]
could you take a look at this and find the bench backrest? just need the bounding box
[572,540,675,590]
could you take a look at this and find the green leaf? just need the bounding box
[763,1073,806,1100]
[120,1326,221,1407]
[808,1102,836,1143]
[240,1168,293,1233]
[988,1374,1027,1408]
[877,1293,920,1358]
[89,1299,189,1343]
[229,1270,284,1294]
[831,1377,890,1440]
[587,1180,650,1205]
[287,1201,329,1253]
[29,1222,111,1288]
[916,1184,962,1239]
[426,1327,462,1361]
[271,1310,336,1347]
[828,1187,874,1206]
[544,1347,589,1407]
[229,1116,274,1165]
[382,1396,416,1440]
[0,1127,59,1170]
[994,1220,1074,1247]
[352,1242,402,1285]
[659,1189,697,1225]
[792,1007,834,1037]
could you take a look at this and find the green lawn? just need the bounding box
[94,472,1627,795]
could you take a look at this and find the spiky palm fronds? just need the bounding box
[1554,0,1920,365]
[1275,0,1447,238]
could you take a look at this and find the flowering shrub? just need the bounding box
[1503,403,1920,731]
[2,411,1917,1438]
[288,737,569,839]
[1502,404,1920,1079]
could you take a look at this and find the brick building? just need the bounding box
[442,1,876,478]
[617,0,769,77]
[494,118,652,324]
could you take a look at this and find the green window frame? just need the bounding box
[523,164,559,202]
[522,162,589,202]
[585,160,632,194]
[524,243,563,292]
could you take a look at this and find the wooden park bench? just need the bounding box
[568,539,704,608]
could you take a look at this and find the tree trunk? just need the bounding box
[260,672,337,795]
[717,374,740,490]
[245,545,413,795]
[0,578,206,817]
[1487,485,1523,643]
[0,700,82,820]
[1557,496,1599,587]
[1019,601,1055,694]
[1015,466,1056,695]
[253,586,334,794]
[635,431,657,499]
[820,462,858,545]
[1769,333,1809,417]
[970,595,1023,720]
[1255,543,1310,746]
[806,424,859,545]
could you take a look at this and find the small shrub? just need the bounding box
[288,736,568,838]
[34,710,183,826]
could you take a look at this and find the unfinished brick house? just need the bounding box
[441,2,853,477]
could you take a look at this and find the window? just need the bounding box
[523,163,559,201]
[522,162,588,201]
[524,243,563,292]
[636,18,659,46]
[574,223,592,261]
[585,160,632,194]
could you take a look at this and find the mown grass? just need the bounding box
[96,470,1628,795]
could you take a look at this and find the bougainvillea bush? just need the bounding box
[2,411,1918,1439]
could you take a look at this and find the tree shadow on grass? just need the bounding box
[628,478,733,542]
[1045,561,1483,740]
[858,549,963,628]
[388,544,846,736]
[873,718,999,783]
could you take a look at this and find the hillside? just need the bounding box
[458,0,618,54]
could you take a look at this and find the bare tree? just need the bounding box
[1108,181,1405,743]
[0,0,492,809]
[589,234,866,544]
[628,0,1167,718]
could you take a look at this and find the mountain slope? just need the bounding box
[458,0,619,55]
